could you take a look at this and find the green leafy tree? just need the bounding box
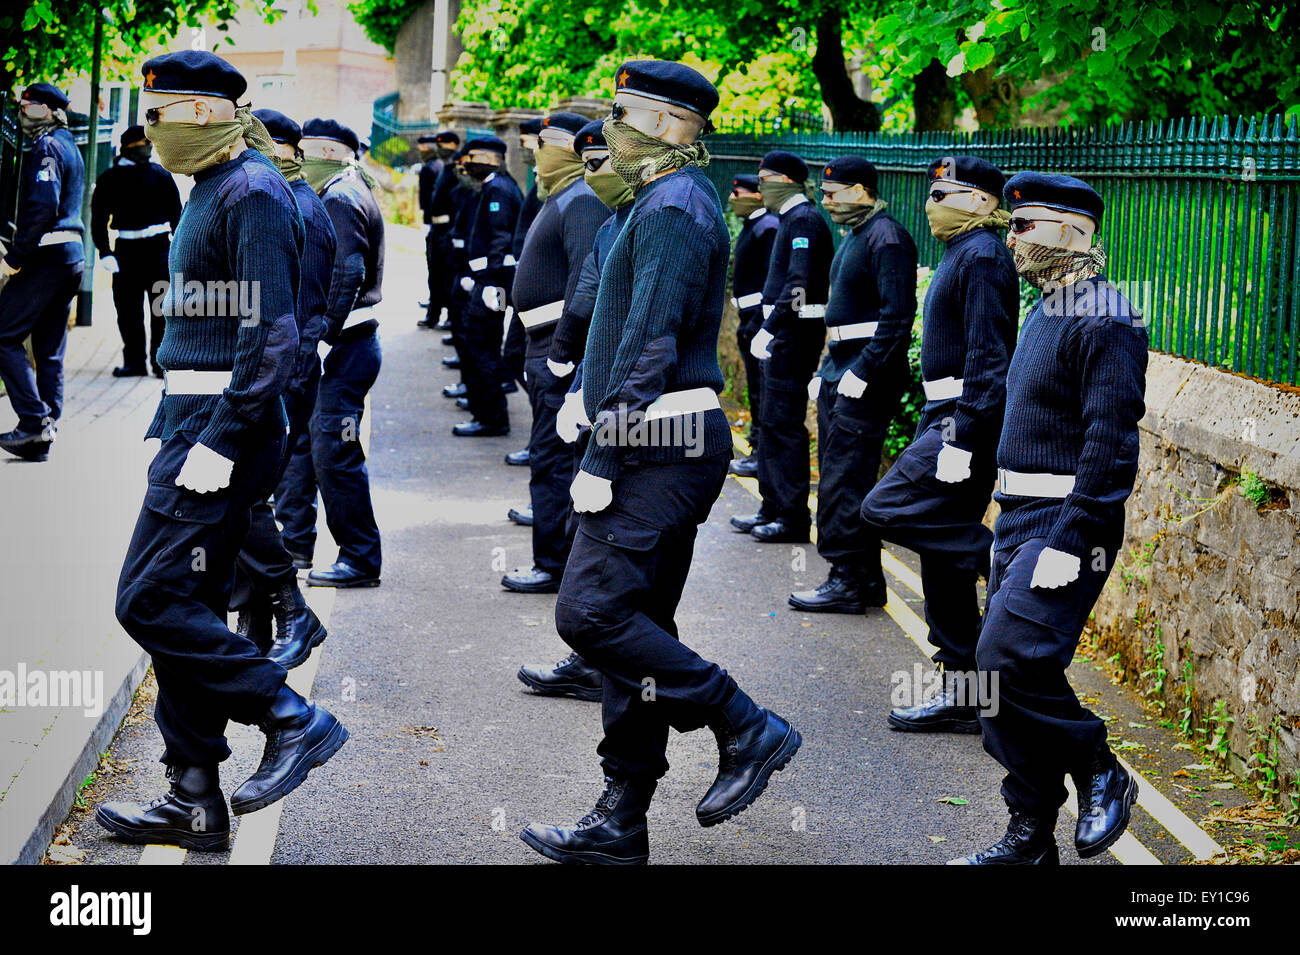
[3,1,290,93]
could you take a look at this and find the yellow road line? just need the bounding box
[138,845,186,865]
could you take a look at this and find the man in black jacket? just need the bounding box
[501,115,545,417]
[790,157,916,614]
[299,118,386,589]
[726,173,777,478]
[452,136,522,438]
[91,125,181,379]
[417,130,459,329]
[733,150,832,543]
[500,112,612,595]
[0,82,85,462]
[863,156,1019,732]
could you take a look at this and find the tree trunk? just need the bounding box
[913,58,956,131]
[812,10,881,132]
[959,63,1023,127]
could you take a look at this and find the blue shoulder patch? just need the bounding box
[489,200,501,212]
[792,236,809,250]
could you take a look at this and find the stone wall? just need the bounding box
[1092,352,1300,787]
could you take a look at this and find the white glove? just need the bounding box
[1,259,19,277]
[935,442,973,483]
[547,358,575,379]
[317,340,331,361]
[750,328,774,360]
[571,470,613,513]
[175,442,234,494]
[807,376,822,400]
[460,276,474,293]
[481,285,506,312]
[100,254,119,274]
[1030,547,1081,589]
[555,389,590,444]
[836,369,867,398]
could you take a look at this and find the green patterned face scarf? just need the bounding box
[602,119,709,191]
[586,164,634,209]
[1007,236,1107,290]
[729,194,763,218]
[823,198,887,229]
[145,106,276,176]
[302,155,379,193]
[122,144,153,164]
[535,143,585,197]
[759,179,804,213]
[274,153,303,182]
[925,199,1011,242]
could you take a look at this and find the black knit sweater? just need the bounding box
[551,202,632,366]
[994,275,1148,557]
[146,149,304,460]
[511,178,611,356]
[818,212,917,385]
[289,177,338,382]
[920,226,1019,446]
[580,166,732,480]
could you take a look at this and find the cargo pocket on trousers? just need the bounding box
[1001,584,1085,670]
[575,510,662,610]
[137,483,230,584]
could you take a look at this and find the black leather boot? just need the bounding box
[696,688,802,826]
[728,454,758,477]
[95,764,230,851]
[520,775,656,865]
[501,566,558,593]
[235,597,274,655]
[887,672,982,734]
[442,382,467,398]
[1073,751,1138,858]
[0,426,52,462]
[729,511,772,533]
[507,505,533,526]
[750,516,811,543]
[517,651,604,701]
[949,811,1060,865]
[267,582,328,670]
[230,685,348,815]
[789,564,884,613]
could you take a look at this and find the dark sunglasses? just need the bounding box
[144,98,199,126]
[583,155,608,173]
[609,100,714,134]
[1009,216,1087,236]
[928,187,973,203]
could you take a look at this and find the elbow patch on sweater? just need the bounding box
[611,335,679,415]
[238,312,299,419]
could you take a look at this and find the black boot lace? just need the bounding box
[576,777,624,829]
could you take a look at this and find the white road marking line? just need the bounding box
[138,845,187,865]
[1115,756,1224,861]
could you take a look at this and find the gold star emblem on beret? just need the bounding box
[618,69,630,87]
[1013,189,1021,199]
[144,69,156,89]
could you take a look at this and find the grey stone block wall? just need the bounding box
[1092,352,1300,787]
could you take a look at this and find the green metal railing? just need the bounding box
[703,115,1300,387]
[370,91,497,168]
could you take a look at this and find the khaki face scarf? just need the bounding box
[586,165,634,209]
[1007,235,1107,290]
[145,105,276,176]
[759,180,804,213]
[535,143,585,198]
[602,119,709,191]
[274,153,304,182]
[925,199,1011,242]
[729,194,763,218]
[302,155,379,193]
[824,198,887,230]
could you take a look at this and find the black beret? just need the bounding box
[141,50,246,101]
[614,59,718,120]
[253,109,301,147]
[574,119,606,156]
[301,118,359,153]
[519,117,545,136]
[417,133,439,144]
[435,130,460,145]
[465,136,507,155]
[1004,171,1104,226]
[730,174,759,192]
[928,155,1004,198]
[541,112,590,136]
[22,82,69,111]
[821,156,877,191]
[119,125,147,147]
[759,150,808,184]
